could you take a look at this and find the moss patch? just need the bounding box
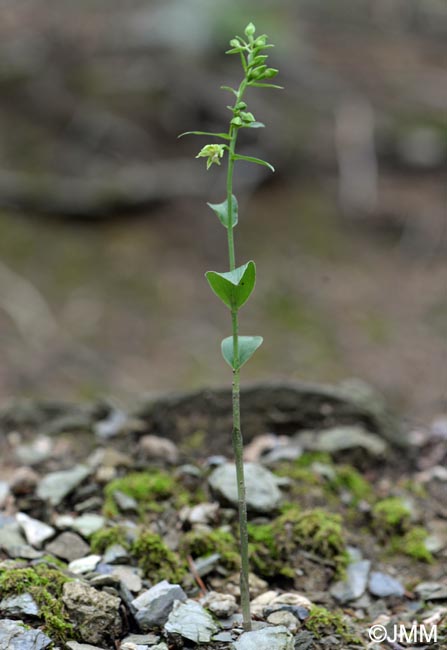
[277,508,348,573]
[372,497,411,536]
[0,563,74,644]
[327,465,373,503]
[103,470,177,517]
[132,531,186,583]
[91,525,187,583]
[304,604,361,643]
[391,527,433,563]
[179,528,240,572]
[90,525,130,554]
[248,506,348,580]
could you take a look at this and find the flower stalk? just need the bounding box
[179,22,280,632]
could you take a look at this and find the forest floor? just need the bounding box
[0,386,446,649]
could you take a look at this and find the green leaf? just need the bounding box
[221,335,263,369]
[207,195,238,228]
[221,85,238,96]
[248,82,284,90]
[246,121,265,129]
[205,261,256,309]
[232,154,275,172]
[178,131,231,140]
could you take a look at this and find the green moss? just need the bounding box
[248,522,292,579]
[103,470,176,517]
[295,452,332,467]
[276,508,348,574]
[372,497,411,536]
[391,527,433,563]
[180,529,240,572]
[0,564,74,644]
[247,506,348,580]
[131,531,186,583]
[327,465,373,503]
[304,605,360,643]
[90,526,130,554]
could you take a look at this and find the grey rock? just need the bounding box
[132,580,187,630]
[194,552,221,577]
[0,618,52,650]
[414,581,447,601]
[46,532,90,562]
[103,544,129,564]
[15,436,52,466]
[0,522,26,553]
[68,554,101,574]
[94,409,128,439]
[121,634,160,645]
[138,434,179,464]
[296,425,386,457]
[266,611,298,632]
[234,625,294,650]
[70,514,105,538]
[331,560,370,603]
[0,481,10,508]
[213,631,234,642]
[113,490,138,513]
[0,593,40,618]
[16,513,55,548]
[74,496,104,513]
[37,465,91,506]
[66,641,102,650]
[368,572,405,598]
[201,591,237,618]
[164,599,219,643]
[150,644,168,650]
[62,580,122,646]
[209,463,282,513]
[111,565,142,593]
[6,545,44,560]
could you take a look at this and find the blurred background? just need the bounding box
[0,0,446,426]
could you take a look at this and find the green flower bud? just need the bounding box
[240,112,255,123]
[244,22,256,37]
[252,55,268,66]
[255,35,267,47]
[231,116,243,127]
[229,38,240,48]
[236,101,247,110]
[249,65,267,80]
[264,68,279,78]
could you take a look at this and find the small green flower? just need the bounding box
[196,144,226,170]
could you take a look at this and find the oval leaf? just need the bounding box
[207,195,238,229]
[205,261,256,309]
[221,335,263,369]
[232,154,275,172]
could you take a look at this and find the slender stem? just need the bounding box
[225,79,251,632]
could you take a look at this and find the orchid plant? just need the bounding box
[179,22,280,631]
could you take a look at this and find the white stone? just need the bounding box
[16,513,55,548]
[69,554,101,574]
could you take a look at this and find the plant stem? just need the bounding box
[225,80,251,632]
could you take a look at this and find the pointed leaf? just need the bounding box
[220,85,238,96]
[233,154,275,172]
[205,261,256,309]
[178,131,231,140]
[207,195,238,228]
[246,121,265,129]
[248,82,284,89]
[221,335,263,369]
